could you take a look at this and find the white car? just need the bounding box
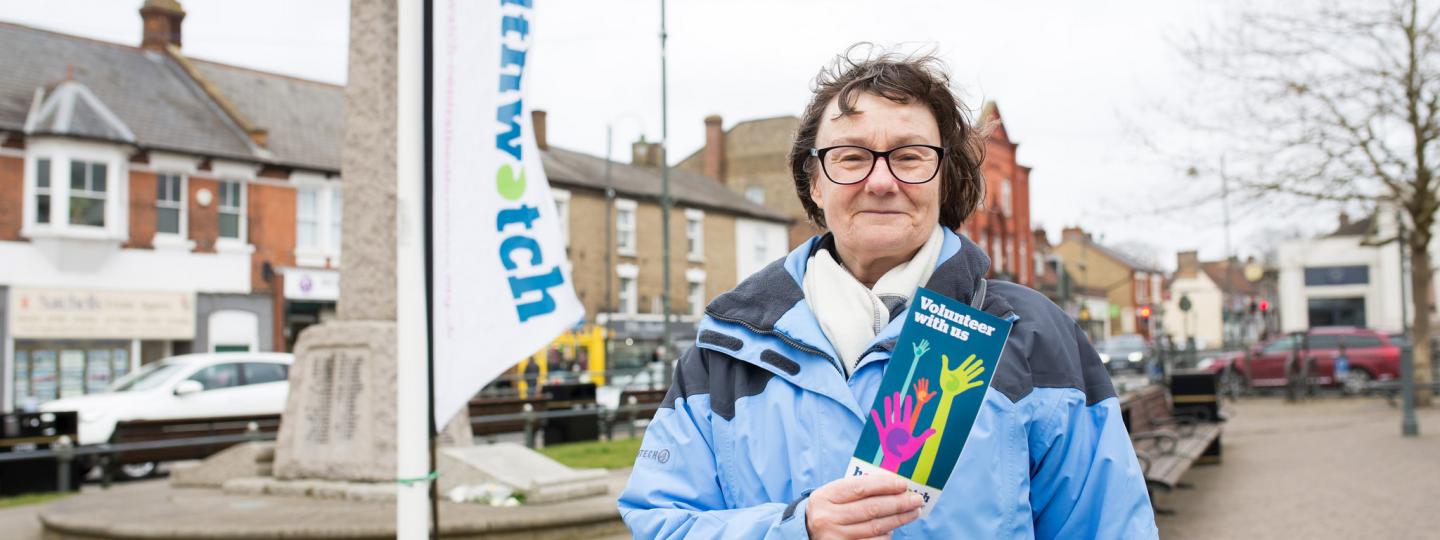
[40,352,293,448]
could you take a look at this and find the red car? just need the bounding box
[1200,326,1401,394]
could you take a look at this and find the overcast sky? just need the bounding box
[4,0,1344,270]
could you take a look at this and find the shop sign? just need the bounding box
[283,268,341,302]
[8,288,196,340]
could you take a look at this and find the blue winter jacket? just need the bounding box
[619,230,1158,538]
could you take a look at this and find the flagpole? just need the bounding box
[396,0,432,537]
[421,0,441,535]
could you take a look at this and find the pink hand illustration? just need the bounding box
[870,391,937,473]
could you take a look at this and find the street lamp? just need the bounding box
[658,0,675,387]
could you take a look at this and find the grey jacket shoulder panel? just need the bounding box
[706,257,802,333]
[985,280,1117,406]
[658,345,777,422]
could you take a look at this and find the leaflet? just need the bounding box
[848,287,1012,516]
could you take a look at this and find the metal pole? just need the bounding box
[658,0,674,386]
[1396,208,1418,437]
[604,126,615,361]
[1398,209,1410,337]
[1402,343,1419,436]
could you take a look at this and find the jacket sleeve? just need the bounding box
[617,348,811,539]
[1027,326,1158,539]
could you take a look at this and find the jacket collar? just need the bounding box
[699,228,1007,416]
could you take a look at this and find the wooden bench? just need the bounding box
[107,414,280,473]
[468,396,548,436]
[618,388,668,421]
[1120,376,1224,513]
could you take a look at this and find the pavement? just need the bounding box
[4,397,1435,539]
[1156,396,1440,539]
[2,468,631,540]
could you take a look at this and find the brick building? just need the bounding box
[0,2,790,409]
[960,102,1033,287]
[536,115,789,372]
[678,101,1035,287]
[1053,227,1166,339]
[0,2,343,411]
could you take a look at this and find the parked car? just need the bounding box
[39,352,292,479]
[1198,326,1400,394]
[1095,334,1153,374]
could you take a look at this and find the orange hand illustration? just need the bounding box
[908,378,936,430]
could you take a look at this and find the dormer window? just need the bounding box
[22,141,128,241]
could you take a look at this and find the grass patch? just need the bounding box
[540,437,644,470]
[0,491,71,509]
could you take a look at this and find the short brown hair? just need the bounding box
[788,45,985,230]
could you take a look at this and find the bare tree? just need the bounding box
[1182,0,1439,403]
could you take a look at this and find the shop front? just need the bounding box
[280,267,339,351]
[4,287,194,412]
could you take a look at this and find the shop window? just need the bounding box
[69,159,107,227]
[12,341,129,408]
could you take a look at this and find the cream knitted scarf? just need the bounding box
[802,225,944,376]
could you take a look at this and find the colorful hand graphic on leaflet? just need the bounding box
[870,391,936,473]
[871,339,933,466]
[907,378,936,431]
[911,354,987,484]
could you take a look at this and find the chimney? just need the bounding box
[531,109,548,151]
[632,137,661,167]
[1176,250,1200,278]
[1061,226,1087,242]
[139,0,186,51]
[1338,211,1350,228]
[702,115,726,183]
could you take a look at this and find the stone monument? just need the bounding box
[270,0,472,483]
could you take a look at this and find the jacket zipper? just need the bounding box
[705,309,845,376]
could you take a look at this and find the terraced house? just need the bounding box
[0,2,344,411]
[0,1,791,409]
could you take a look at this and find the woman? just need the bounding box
[619,48,1157,539]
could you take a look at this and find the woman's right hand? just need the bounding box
[805,475,924,539]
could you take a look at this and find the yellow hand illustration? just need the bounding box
[939,353,985,396]
[911,353,988,484]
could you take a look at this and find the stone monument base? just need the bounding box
[39,470,631,540]
[438,443,610,504]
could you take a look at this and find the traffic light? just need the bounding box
[1259,300,1270,313]
[1139,305,1152,318]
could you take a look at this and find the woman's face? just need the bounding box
[810,92,942,262]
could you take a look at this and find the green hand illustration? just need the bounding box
[911,353,987,485]
[912,339,931,360]
[939,353,985,395]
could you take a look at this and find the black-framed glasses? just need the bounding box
[809,144,945,185]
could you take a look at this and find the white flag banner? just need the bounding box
[430,0,582,429]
